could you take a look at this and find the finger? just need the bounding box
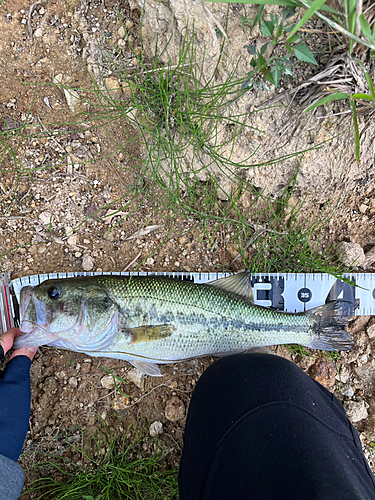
[0,328,22,360]
[9,346,38,361]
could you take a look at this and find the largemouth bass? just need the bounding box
[14,273,353,376]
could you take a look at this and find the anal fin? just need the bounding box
[131,360,163,377]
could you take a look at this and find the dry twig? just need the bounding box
[123,253,141,271]
[28,2,41,42]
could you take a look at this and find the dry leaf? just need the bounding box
[126,225,164,240]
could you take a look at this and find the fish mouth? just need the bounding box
[14,325,56,349]
[19,286,34,333]
[15,286,54,348]
[19,286,49,334]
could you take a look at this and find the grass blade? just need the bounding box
[355,60,375,100]
[352,93,373,101]
[297,0,375,50]
[347,0,357,54]
[304,92,349,112]
[359,14,372,40]
[287,0,327,40]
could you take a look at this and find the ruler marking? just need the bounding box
[5,272,375,319]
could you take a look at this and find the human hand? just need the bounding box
[0,327,38,361]
[0,328,38,463]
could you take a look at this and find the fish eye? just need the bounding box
[47,286,62,299]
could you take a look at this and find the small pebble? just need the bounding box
[357,354,368,366]
[340,385,354,397]
[68,377,78,388]
[165,396,185,422]
[126,368,144,390]
[39,211,52,225]
[105,76,122,98]
[336,241,365,268]
[82,254,94,271]
[345,400,368,422]
[67,235,77,246]
[150,421,163,437]
[81,363,91,374]
[367,323,375,339]
[37,243,47,254]
[117,26,125,38]
[100,375,115,389]
[309,359,337,388]
[112,396,129,411]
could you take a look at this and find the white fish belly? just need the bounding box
[105,323,312,362]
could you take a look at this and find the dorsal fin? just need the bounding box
[208,271,254,302]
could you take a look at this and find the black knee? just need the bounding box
[192,353,311,412]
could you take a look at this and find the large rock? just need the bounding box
[129,0,375,202]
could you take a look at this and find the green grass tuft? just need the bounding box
[24,422,179,500]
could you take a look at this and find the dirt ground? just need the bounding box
[1,0,375,498]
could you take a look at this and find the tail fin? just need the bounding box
[305,300,354,351]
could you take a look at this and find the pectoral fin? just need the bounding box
[208,271,254,302]
[126,324,174,344]
[131,360,162,377]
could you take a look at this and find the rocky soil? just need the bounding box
[1,0,375,498]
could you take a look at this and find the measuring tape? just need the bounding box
[1,271,374,335]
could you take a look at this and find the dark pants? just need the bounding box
[0,356,32,462]
[179,353,375,500]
